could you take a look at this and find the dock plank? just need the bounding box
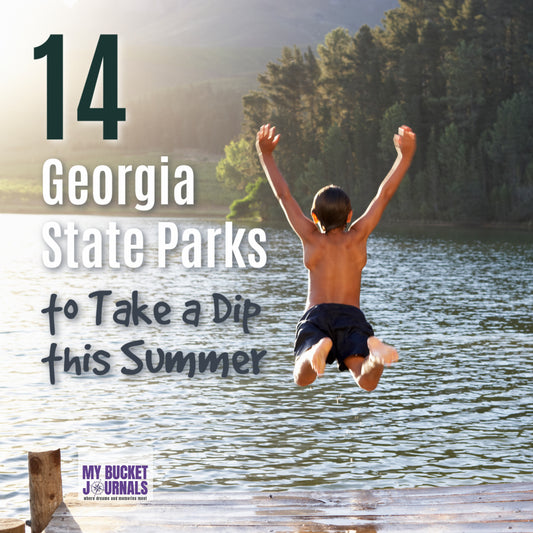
[45,482,533,532]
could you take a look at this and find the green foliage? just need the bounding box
[227,177,278,220]
[379,103,408,162]
[216,138,259,191]
[217,0,532,223]
[486,91,533,220]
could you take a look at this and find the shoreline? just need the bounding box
[0,203,231,220]
[379,218,533,232]
[1,204,531,231]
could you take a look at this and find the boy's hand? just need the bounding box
[256,124,280,155]
[394,125,416,160]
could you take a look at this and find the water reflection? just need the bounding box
[0,215,532,519]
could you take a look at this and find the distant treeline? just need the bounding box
[124,83,245,154]
[217,0,532,223]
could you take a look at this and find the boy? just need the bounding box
[256,123,416,391]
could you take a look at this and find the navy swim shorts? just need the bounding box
[294,303,374,371]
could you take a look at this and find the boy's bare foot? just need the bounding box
[307,337,333,376]
[293,337,332,386]
[367,336,399,366]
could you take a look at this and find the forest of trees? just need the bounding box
[216,0,533,223]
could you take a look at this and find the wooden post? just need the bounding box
[28,449,63,533]
[0,519,25,533]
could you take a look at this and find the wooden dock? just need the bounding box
[45,482,533,532]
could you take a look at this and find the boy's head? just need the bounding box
[311,185,352,233]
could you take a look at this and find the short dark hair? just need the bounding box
[311,185,352,233]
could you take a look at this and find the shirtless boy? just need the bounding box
[256,124,416,391]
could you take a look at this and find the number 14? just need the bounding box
[34,34,126,140]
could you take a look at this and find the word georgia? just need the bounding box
[42,157,193,211]
[42,221,267,269]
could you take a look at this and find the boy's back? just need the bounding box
[302,226,366,309]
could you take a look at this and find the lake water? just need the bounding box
[1,213,532,520]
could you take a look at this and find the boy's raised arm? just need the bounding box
[351,125,416,237]
[256,124,316,240]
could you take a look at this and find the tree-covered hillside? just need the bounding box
[217,0,533,224]
[118,0,400,153]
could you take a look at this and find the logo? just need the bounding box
[78,447,153,502]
